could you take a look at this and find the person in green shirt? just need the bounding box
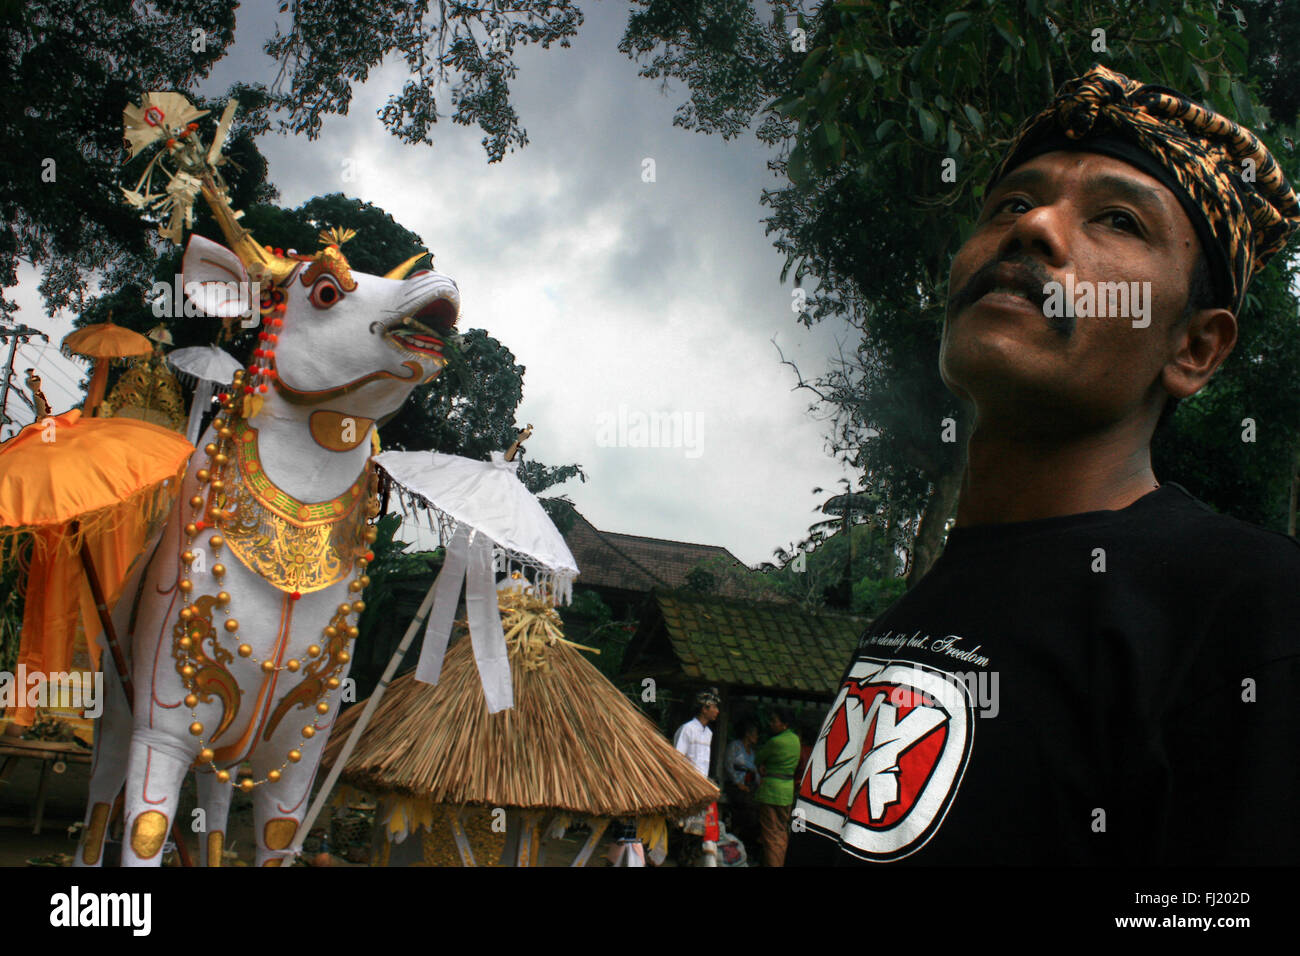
[755,707,801,867]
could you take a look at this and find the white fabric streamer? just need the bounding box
[414,523,472,686]
[465,531,513,713]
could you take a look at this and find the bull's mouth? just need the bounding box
[384,296,458,359]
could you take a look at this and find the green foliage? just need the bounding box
[684,564,718,592]
[684,552,796,602]
[851,575,908,618]
[559,588,639,683]
[619,0,784,140]
[263,0,584,162]
[535,493,582,534]
[678,508,904,615]
[380,326,520,456]
[1152,251,1300,529]
[2,2,239,317]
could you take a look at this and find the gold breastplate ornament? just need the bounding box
[217,416,374,593]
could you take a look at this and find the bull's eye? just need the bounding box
[309,277,342,309]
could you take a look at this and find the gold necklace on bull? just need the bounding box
[173,366,381,792]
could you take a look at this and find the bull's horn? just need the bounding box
[384,251,432,280]
[197,178,299,287]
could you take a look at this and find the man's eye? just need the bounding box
[1101,210,1141,234]
[1000,197,1031,213]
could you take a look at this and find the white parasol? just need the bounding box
[165,345,245,443]
[292,435,579,859]
[375,448,578,714]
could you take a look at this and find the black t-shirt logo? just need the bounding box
[795,656,974,862]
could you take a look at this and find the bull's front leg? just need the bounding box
[251,694,344,867]
[119,730,196,866]
[196,770,237,866]
[76,510,173,867]
[74,661,132,867]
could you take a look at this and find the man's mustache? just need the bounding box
[946,255,1074,335]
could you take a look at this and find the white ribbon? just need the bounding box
[414,523,472,686]
[413,525,514,713]
[465,529,513,713]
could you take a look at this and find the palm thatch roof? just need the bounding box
[321,633,719,818]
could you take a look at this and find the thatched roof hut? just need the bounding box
[321,597,718,865]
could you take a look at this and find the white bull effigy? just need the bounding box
[75,94,464,866]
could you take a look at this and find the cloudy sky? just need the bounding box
[8,2,859,566]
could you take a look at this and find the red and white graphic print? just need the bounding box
[796,657,973,861]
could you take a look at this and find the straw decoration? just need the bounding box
[322,607,718,818]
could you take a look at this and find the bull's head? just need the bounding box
[181,228,460,422]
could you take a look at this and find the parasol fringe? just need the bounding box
[58,346,144,369]
[0,458,186,568]
[384,483,576,603]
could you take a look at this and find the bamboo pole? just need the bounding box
[570,817,609,868]
[75,528,134,705]
[290,576,441,858]
[529,811,543,867]
[449,807,476,867]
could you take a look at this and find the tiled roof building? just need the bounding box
[623,592,866,699]
[562,510,759,599]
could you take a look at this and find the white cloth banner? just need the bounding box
[414,523,472,687]
[465,530,513,713]
[413,526,513,713]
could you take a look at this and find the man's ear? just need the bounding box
[1161,307,1237,401]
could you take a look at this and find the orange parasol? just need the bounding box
[61,321,153,416]
[0,409,197,864]
[0,409,193,722]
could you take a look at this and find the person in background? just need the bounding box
[755,707,800,867]
[672,688,721,865]
[673,689,719,778]
[793,719,814,787]
[723,720,760,851]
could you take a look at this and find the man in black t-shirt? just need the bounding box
[787,65,1300,866]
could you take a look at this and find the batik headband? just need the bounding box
[989,64,1300,316]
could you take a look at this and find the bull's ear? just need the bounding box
[181,235,254,318]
